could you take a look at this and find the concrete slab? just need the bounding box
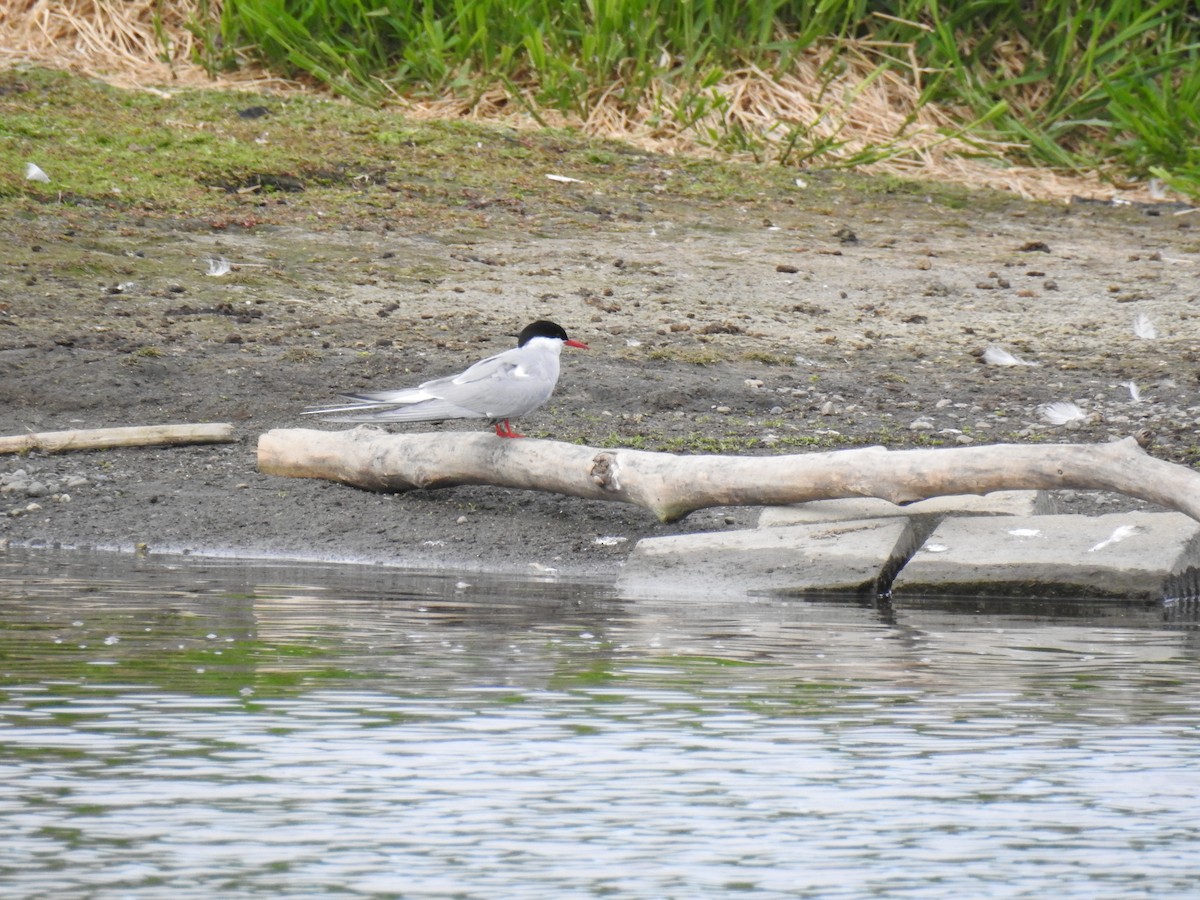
[616,518,919,600]
[757,490,1057,528]
[892,511,1200,601]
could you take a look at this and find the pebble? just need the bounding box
[909,418,935,431]
[2,469,93,503]
[1,479,38,497]
[769,406,784,415]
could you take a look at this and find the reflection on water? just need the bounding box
[2,548,1199,898]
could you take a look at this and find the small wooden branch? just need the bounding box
[257,427,1200,524]
[0,423,237,455]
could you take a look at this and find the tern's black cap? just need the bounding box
[516,320,570,346]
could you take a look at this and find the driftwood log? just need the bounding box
[0,423,237,455]
[257,427,1200,524]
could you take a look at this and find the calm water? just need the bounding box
[2,549,1199,899]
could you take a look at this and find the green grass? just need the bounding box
[207,0,1200,195]
[646,346,725,366]
[0,68,401,209]
[2,67,861,217]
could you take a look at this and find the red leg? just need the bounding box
[494,419,525,438]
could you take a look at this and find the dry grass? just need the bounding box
[396,51,1125,203]
[0,0,1162,202]
[0,0,287,90]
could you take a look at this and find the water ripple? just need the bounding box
[1,549,1199,898]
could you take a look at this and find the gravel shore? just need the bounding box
[3,150,1198,577]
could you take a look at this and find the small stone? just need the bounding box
[820,401,838,416]
[769,406,784,415]
[25,502,42,513]
[715,406,732,414]
[744,379,764,389]
[955,434,974,445]
[25,481,48,497]
[456,515,468,525]
[65,475,90,488]
[909,418,935,431]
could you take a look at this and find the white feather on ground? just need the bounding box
[24,162,50,183]
[1040,401,1088,425]
[1124,381,1144,403]
[1133,312,1158,339]
[1088,524,1145,553]
[982,345,1038,367]
[205,257,232,277]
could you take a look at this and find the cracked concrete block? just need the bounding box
[757,490,1057,528]
[891,511,1200,601]
[616,518,919,600]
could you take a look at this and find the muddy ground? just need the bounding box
[2,108,1199,578]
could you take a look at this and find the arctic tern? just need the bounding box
[304,320,587,437]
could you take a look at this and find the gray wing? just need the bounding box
[300,354,511,418]
[313,397,487,423]
[430,351,558,419]
[304,344,557,421]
